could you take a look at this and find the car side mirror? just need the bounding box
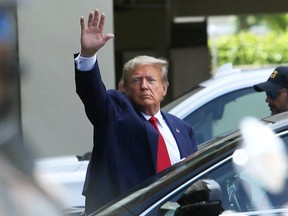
[174,179,223,216]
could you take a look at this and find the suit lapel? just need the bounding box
[162,112,186,158]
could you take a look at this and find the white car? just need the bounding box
[36,64,274,209]
[163,63,272,145]
[34,154,89,208]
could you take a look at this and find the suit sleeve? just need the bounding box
[74,58,109,125]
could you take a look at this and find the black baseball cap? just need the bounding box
[254,66,288,92]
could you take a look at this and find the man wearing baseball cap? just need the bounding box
[254,66,288,115]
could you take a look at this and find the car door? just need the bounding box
[142,129,288,216]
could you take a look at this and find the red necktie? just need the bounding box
[149,117,171,172]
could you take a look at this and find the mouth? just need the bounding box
[270,108,274,113]
[142,94,151,99]
[269,106,276,114]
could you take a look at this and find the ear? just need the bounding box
[162,84,168,97]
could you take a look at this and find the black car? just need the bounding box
[71,112,288,216]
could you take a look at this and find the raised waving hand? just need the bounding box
[80,9,114,57]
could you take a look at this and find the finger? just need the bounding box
[80,16,85,31]
[98,13,106,32]
[87,11,94,27]
[92,9,100,27]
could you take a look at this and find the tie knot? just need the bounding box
[149,116,157,125]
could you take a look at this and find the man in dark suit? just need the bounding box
[74,9,198,215]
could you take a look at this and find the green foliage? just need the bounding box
[209,31,288,67]
[235,14,288,32]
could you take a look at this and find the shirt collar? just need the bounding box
[142,111,165,128]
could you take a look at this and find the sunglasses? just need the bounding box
[266,90,288,100]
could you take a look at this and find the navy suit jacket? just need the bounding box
[75,59,197,214]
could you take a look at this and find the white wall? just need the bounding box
[18,0,115,157]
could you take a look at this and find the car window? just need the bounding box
[203,132,288,214]
[184,87,270,145]
[206,161,251,212]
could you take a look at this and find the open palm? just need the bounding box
[80,9,114,57]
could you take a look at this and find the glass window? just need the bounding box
[184,87,269,145]
[206,133,288,213]
[207,161,288,213]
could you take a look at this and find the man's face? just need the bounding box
[265,88,288,115]
[124,65,168,115]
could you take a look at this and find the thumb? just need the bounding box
[103,33,114,42]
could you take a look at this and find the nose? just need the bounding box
[265,96,272,103]
[140,79,148,89]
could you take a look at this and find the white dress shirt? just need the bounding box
[142,111,181,165]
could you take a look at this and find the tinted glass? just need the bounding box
[184,87,269,145]
[206,132,288,214]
